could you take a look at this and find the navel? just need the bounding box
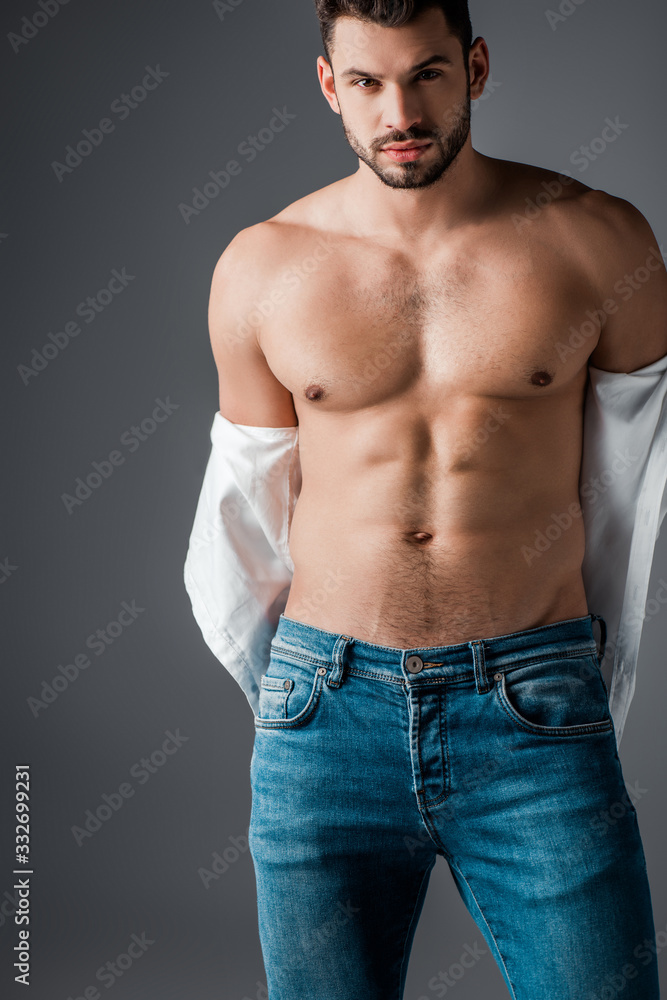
[304,383,326,401]
[409,531,433,543]
[529,369,554,387]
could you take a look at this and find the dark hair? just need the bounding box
[313,0,473,66]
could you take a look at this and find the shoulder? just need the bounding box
[208,180,348,353]
[513,161,662,268]
[569,186,660,253]
[207,221,297,338]
[567,188,665,308]
[211,177,348,288]
[497,155,651,231]
[492,155,594,207]
[570,189,667,370]
[501,156,663,284]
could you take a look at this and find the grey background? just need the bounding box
[2,0,666,997]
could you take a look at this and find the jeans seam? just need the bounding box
[269,644,331,669]
[253,673,324,729]
[346,667,407,685]
[420,691,451,808]
[446,856,519,1000]
[279,611,594,647]
[498,646,598,672]
[441,689,450,803]
[327,650,597,688]
[495,678,614,737]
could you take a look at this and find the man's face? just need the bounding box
[327,7,471,189]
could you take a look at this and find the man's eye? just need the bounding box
[354,70,441,88]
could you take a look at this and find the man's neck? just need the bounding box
[342,145,499,246]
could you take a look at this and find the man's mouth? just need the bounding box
[381,141,432,162]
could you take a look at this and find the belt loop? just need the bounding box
[327,635,352,689]
[590,613,607,662]
[470,640,491,694]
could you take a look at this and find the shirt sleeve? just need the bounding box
[580,350,667,746]
[183,411,301,716]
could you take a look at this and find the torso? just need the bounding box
[251,157,609,646]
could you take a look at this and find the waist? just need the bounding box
[285,516,588,624]
[271,611,600,683]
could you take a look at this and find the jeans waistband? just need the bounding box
[272,612,604,693]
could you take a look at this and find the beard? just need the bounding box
[339,77,472,190]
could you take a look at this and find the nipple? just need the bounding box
[530,370,554,386]
[304,383,325,401]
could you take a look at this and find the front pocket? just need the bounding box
[254,646,327,730]
[495,652,614,737]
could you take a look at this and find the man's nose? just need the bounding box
[381,85,424,134]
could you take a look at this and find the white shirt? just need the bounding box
[183,352,667,747]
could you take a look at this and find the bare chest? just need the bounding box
[259,240,598,413]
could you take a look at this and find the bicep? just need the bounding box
[208,233,298,427]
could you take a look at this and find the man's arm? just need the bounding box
[586,192,667,373]
[208,225,298,427]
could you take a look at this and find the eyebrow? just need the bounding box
[340,54,453,79]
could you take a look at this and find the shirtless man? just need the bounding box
[208,3,665,997]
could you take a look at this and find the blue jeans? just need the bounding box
[249,611,658,999]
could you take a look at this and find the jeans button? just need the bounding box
[406,655,424,673]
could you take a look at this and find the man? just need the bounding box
[186,2,667,996]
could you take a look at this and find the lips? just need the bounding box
[381,141,432,162]
[382,141,431,150]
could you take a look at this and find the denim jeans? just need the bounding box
[248,611,659,999]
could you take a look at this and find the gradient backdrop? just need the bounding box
[2,0,666,997]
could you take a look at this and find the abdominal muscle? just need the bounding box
[282,391,590,649]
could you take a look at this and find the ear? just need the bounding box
[317,55,341,115]
[468,36,490,101]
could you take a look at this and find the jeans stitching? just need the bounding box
[498,646,598,672]
[346,668,410,685]
[419,785,452,809]
[422,691,451,808]
[253,673,324,729]
[331,649,597,689]
[495,673,614,737]
[271,643,597,678]
[441,688,451,803]
[278,611,595,649]
[269,644,331,669]
[415,695,425,796]
[446,856,519,1000]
